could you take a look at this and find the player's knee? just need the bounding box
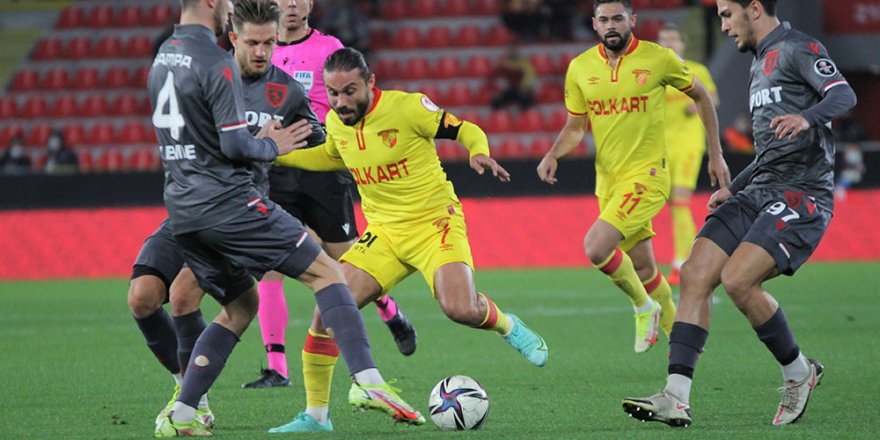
[680,259,712,289]
[127,279,165,318]
[438,296,481,326]
[719,267,754,302]
[583,240,610,266]
[169,290,201,316]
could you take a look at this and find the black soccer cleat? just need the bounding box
[242,368,291,389]
[385,306,417,356]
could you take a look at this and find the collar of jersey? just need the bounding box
[756,21,791,57]
[278,28,315,46]
[173,24,218,43]
[598,34,640,61]
[364,87,382,118]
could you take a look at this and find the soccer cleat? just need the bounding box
[242,368,291,389]
[268,412,333,433]
[348,381,425,425]
[155,384,181,427]
[503,314,549,367]
[667,268,680,286]
[772,358,824,425]
[622,390,692,427]
[196,408,215,430]
[155,414,213,437]
[634,300,660,353]
[385,304,417,356]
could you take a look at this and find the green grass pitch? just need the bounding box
[1,263,878,439]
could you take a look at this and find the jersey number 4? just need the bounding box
[153,71,186,141]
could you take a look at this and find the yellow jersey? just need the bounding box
[277,88,485,226]
[664,59,716,151]
[564,36,695,197]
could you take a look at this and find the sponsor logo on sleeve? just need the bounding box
[813,58,837,77]
[421,95,440,112]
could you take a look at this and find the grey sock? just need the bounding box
[134,307,180,375]
[314,283,376,375]
[177,323,238,408]
[668,321,709,379]
[754,307,800,366]
[173,309,206,375]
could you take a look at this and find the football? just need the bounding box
[428,375,490,430]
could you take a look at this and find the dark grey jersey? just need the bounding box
[744,22,849,211]
[241,64,326,196]
[148,25,277,234]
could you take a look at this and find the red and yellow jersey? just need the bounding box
[318,89,460,226]
[564,36,694,197]
[665,59,716,151]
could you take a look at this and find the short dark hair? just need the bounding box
[324,47,372,82]
[231,0,281,33]
[659,22,686,42]
[730,0,777,16]
[594,0,632,13]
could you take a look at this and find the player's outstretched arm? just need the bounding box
[537,113,588,185]
[686,78,730,188]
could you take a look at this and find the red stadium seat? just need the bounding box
[474,0,502,15]
[128,147,160,171]
[116,122,148,145]
[485,24,515,46]
[63,123,86,146]
[56,7,84,29]
[0,96,16,120]
[50,95,78,119]
[95,149,125,172]
[33,38,62,60]
[115,5,143,28]
[495,138,524,158]
[146,4,176,26]
[402,57,430,80]
[77,149,94,172]
[393,27,421,49]
[372,58,401,80]
[485,110,514,133]
[87,123,115,146]
[24,124,52,147]
[94,36,122,58]
[445,0,470,17]
[369,29,391,49]
[21,96,48,119]
[653,0,685,8]
[454,25,482,47]
[64,37,91,60]
[110,93,140,116]
[638,18,664,41]
[0,124,24,148]
[537,82,564,103]
[102,67,131,89]
[125,36,153,58]
[529,137,554,158]
[411,0,439,17]
[43,68,70,90]
[434,56,461,79]
[474,86,492,106]
[11,69,38,91]
[80,94,109,117]
[424,26,452,49]
[87,6,114,28]
[445,84,472,106]
[457,110,482,127]
[381,0,408,20]
[71,67,99,90]
[530,53,555,76]
[515,109,544,133]
[139,96,153,116]
[144,123,158,143]
[544,109,568,132]
[418,84,442,104]
[130,66,151,88]
[464,55,493,78]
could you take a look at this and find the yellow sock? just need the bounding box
[643,269,676,336]
[302,329,339,410]
[476,293,512,335]
[596,248,650,308]
[671,203,697,267]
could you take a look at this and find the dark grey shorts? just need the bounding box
[173,199,322,305]
[269,167,359,243]
[698,187,832,275]
[132,219,186,291]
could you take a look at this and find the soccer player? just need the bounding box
[242,0,417,390]
[150,1,423,436]
[537,0,729,352]
[268,47,549,433]
[657,23,720,286]
[622,0,857,427]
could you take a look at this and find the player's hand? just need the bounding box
[707,187,732,212]
[707,153,731,188]
[470,154,511,182]
[770,114,810,140]
[536,155,558,184]
[259,119,312,155]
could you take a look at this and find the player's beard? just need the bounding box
[601,30,631,53]
[336,97,369,126]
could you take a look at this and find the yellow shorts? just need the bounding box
[598,177,669,252]
[340,204,474,296]
[668,144,705,191]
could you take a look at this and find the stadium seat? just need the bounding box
[128,147,160,171]
[537,82,565,104]
[146,4,176,26]
[485,24,515,46]
[21,96,48,119]
[529,137,554,158]
[381,0,408,20]
[445,84,472,106]
[411,0,439,17]
[87,123,115,146]
[77,149,94,172]
[418,84,442,103]
[80,94,109,117]
[638,18,664,41]
[544,109,568,132]
[445,0,470,17]
[102,67,131,89]
[71,67,99,90]
[115,5,143,28]
[110,93,140,116]
[64,37,91,60]
[63,123,86,146]
[56,7,84,29]
[457,110,483,127]
[0,124,24,147]
[125,36,154,58]
[530,53,556,76]
[424,26,452,49]
[139,96,153,116]
[653,0,685,8]
[10,69,39,92]
[495,138,524,158]
[33,38,62,61]
[473,0,502,15]
[130,66,151,88]
[43,68,70,90]
[454,25,482,47]
[372,57,399,80]
[393,27,421,50]
[116,122,148,145]
[369,29,391,50]
[464,55,493,78]
[402,57,430,80]
[95,149,125,172]
[485,110,514,133]
[50,95,78,119]
[515,109,544,133]
[87,6,114,28]
[24,124,52,147]
[94,36,122,58]
[143,123,158,143]
[434,56,461,79]
[0,96,17,120]
[474,86,492,106]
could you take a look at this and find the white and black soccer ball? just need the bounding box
[428,375,489,430]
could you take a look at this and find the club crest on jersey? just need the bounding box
[266,82,287,108]
[378,129,399,148]
[293,71,314,93]
[763,50,779,75]
[813,58,837,77]
[632,69,652,85]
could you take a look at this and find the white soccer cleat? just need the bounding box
[622,390,692,427]
[772,358,824,425]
